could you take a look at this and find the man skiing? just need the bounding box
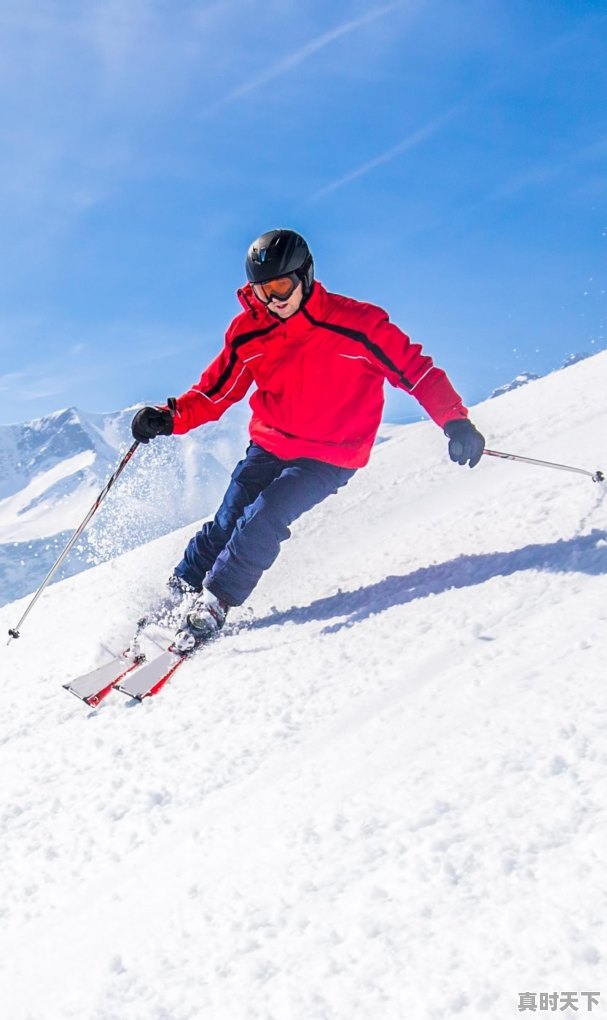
[131,228,485,651]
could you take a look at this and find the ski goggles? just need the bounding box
[252,272,300,304]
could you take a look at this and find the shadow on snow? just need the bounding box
[254,529,607,635]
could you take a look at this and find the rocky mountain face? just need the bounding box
[489,371,540,399]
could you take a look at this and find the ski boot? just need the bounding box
[172,587,229,654]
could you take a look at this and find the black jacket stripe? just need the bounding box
[232,322,279,353]
[301,307,414,391]
[205,322,279,399]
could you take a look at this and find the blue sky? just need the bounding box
[1,0,606,426]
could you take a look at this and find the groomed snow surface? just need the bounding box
[1,353,606,1020]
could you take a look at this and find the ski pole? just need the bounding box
[483,448,604,483]
[7,440,140,645]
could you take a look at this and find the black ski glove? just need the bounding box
[444,418,485,468]
[131,405,174,444]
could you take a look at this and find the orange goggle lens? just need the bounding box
[252,273,299,304]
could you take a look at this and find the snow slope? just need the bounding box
[0,352,606,1020]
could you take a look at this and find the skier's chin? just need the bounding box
[270,303,297,319]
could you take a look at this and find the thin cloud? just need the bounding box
[205,0,409,114]
[310,103,466,201]
[493,134,607,201]
[0,370,66,401]
[308,14,607,203]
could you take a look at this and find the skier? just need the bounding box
[131,228,485,650]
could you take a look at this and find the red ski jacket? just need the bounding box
[171,281,468,468]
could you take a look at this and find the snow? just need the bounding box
[0,352,606,1020]
[0,449,96,541]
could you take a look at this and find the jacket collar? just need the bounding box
[236,281,329,328]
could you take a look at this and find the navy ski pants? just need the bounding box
[174,442,356,606]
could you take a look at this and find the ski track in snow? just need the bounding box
[0,353,606,1019]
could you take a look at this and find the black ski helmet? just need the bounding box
[245,229,314,295]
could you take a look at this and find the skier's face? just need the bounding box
[266,281,304,319]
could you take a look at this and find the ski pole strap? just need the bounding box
[483,448,604,483]
[7,441,140,645]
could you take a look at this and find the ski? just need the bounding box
[63,652,144,707]
[64,606,234,706]
[115,647,187,700]
[62,590,195,706]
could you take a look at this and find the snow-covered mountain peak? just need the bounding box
[489,370,540,398]
[0,402,249,607]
